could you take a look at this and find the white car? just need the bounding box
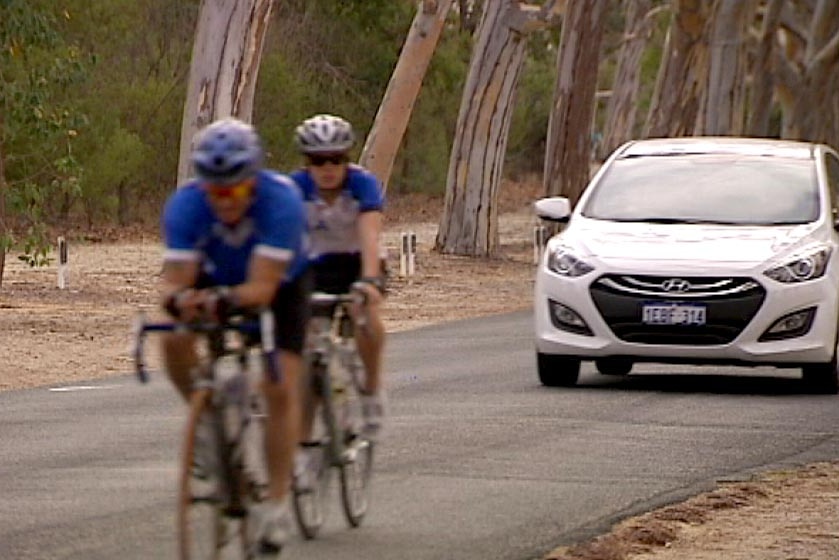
[534,137,839,393]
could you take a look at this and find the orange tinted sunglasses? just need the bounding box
[205,179,254,200]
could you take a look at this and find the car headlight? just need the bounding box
[764,245,832,283]
[546,245,595,277]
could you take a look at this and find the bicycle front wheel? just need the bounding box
[291,440,331,539]
[339,437,374,527]
[179,389,247,559]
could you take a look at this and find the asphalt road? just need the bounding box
[3,310,839,560]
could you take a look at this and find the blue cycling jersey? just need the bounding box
[290,164,384,259]
[162,170,308,286]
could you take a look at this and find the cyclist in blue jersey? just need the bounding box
[160,117,308,557]
[290,114,387,449]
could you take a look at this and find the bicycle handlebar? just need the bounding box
[310,289,369,331]
[131,308,278,384]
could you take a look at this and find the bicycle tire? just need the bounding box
[337,352,374,528]
[339,437,374,527]
[292,363,332,539]
[291,440,331,539]
[179,388,249,559]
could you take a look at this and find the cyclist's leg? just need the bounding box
[161,331,200,401]
[353,298,386,440]
[253,271,311,551]
[354,296,385,395]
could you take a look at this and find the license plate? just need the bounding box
[642,303,706,325]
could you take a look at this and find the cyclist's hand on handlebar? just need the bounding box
[164,288,200,321]
[351,279,383,306]
[163,287,234,323]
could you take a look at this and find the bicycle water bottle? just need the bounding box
[244,351,269,491]
[216,354,247,441]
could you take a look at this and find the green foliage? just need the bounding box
[1,0,90,266]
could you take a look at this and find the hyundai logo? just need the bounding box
[661,278,691,292]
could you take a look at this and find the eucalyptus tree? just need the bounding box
[747,0,783,137]
[543,0,608,206]
[435,0,563,257]
[775,0,839,146]
[597,0,657,160]
[177,0,275,185]
[643,0,712,138]
[700,0,755,135]
[359,0,455,190]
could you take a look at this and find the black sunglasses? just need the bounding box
[307,153,348,166]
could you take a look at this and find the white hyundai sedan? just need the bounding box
[534,137,839,393]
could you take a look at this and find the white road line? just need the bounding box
[48,384,122,392]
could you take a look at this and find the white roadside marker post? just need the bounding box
[399,231,418,277]
[408,230,416,276]
[57,236,68,289]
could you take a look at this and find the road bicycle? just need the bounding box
[292,291,375,539]
[132,308,277,560]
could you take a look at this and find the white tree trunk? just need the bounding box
[701,0,754,135]
[543,0,608,205]
[435,1,558,256]
[358,0,454,192]
[747,0,783,137]
[643,0,711,138]
[177,0,274,185]
[597,0,653,160]
[786,0,839,143]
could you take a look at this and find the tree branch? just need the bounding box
[507,1,563,34]
[807,28,839,74]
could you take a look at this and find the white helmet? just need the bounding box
[294,114,355,154]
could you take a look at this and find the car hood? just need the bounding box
[565,220,822,267]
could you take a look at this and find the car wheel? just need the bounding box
[536,352,581,387]
[595,358,633,376]
[801,358,839,395]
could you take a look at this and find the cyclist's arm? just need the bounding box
[162,259,200,290]
[232,253,287,308]
[358,210,383,279]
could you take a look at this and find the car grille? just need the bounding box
[590,274,766,345]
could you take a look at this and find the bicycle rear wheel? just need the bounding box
[179,388,248,559]
[339,437,374,527]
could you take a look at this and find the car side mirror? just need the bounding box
[534,197,572,223]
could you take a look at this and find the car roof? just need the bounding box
[617,137,817,160]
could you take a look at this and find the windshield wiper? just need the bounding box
[605,217,736,225]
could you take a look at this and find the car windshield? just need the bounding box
[581,154,820,225]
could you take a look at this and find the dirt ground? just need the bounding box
[1,182,838,559]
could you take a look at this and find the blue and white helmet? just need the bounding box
[191,118,263,185]
[294,114,355,154]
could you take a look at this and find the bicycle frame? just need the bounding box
[132,308,279,559]
[293,291,374,537]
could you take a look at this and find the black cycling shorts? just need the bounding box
[310,253,387,295]
[310,253,362,294]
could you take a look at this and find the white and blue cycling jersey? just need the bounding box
[289,164,385,260]
[162,170,308,286]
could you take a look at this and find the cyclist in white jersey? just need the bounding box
[290,114,387,445]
